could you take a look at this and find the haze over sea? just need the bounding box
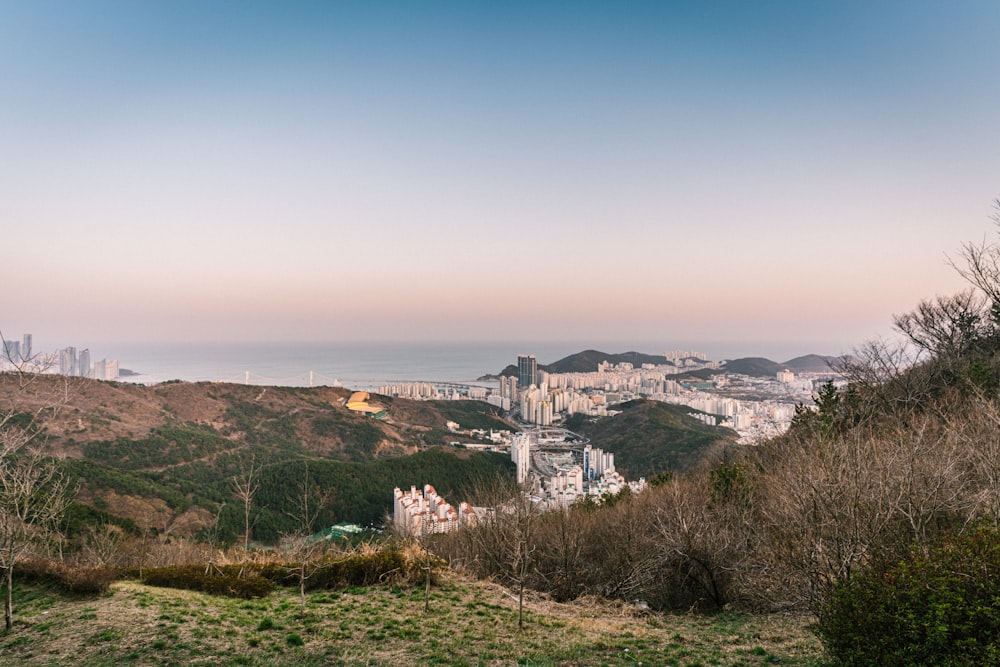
[100,340,850,389]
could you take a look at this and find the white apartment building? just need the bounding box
[511,433,531,485]
[393,484,475,537]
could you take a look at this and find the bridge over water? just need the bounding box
[208,370,495,393]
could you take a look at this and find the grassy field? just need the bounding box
[0,575,826,666]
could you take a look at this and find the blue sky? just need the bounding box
[3,1,999,355]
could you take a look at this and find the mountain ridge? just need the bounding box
[495,349,848,377]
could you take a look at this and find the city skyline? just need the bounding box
[4,2,1000,351]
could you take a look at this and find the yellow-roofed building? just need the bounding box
[345,391,387,419]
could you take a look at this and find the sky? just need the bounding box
[3,1,1000,357]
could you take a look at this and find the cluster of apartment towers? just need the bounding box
[0,333,119,380]
[393,438,633,537]
[392,484,477,536]
[393,354,649,536]
[498,353,661,425]
[1,333,32,366]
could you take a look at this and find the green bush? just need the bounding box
[141,565,273,599]
[309,549,409,589]
[256,547,421,592]
[818,524,1000,666]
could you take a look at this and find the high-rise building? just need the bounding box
[517,354,538,389]
[20,334,31,361]
[511,433,531,485]
[92,358,120,381]
[583,444,615,479]
[79,349,91,378]
[4,340,20,364]
[500,375,518,401]
[59,347,77,376]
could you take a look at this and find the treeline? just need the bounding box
[55,445,511,544]
[229,449,511,542]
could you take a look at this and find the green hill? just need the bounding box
[498,349,677,376]
[720,357,783,377]
[781,354,849,373]
[721,355,848,376]
[0,374,514,541]
[565,399,736,478]
[545,350,672,373]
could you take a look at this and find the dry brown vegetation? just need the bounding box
[0,378,349,453]
[436,213,1000,622]
[0,376,516,463]
[434,384,1000,618]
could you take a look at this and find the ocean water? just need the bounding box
[94,339,844,389]
[105,341,599,388]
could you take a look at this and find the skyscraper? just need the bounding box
[92,358,120,381]
[3,340,19,364]
[20,333,31,361]
[78,349,91,378]
[517,354,538,389]
[59,347,77,376]
[511,433,530,485]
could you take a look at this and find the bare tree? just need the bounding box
[280,463,328,616]
[80,523,125,567]
[752,408,981,614]
[231,453,261,550]
[893,290,989,359]
[532,505,586,602]
[0,451,74,629]
[949,199,1000,308]
[837,339,936,422]
[419,512,434,613]
[502,487,538,630]
[435,473,538,627]
[0,332,76,630]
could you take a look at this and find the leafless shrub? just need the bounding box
[894,291,990,359]
[751,406,983,611]
[0,339,78,629]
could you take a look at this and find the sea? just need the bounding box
[94,339,843,390]
[105,341,593,389]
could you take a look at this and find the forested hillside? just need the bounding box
[0,366,734,545]
[565,400,736,478]
[0,376,514,540]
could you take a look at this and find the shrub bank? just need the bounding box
[818,524,1000,666]
[137,544,424,598]
[15,559,118,596]
[140,564,274,599]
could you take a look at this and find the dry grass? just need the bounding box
[0,572,826,666]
